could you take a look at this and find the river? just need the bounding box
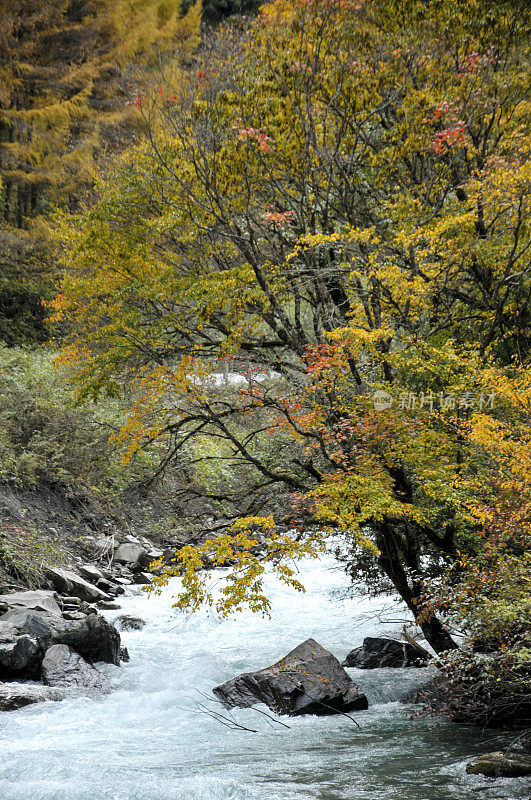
[0,553,528,799]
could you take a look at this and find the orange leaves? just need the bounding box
[304,340,350,378]
[432,122,466,154]
[263,210,296,227]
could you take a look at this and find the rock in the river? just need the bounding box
[466,751,531,778]
[342,637,427,668]
[114,615,145,632]
[51,613,121,665]
[2,609,121,668]
[45,567,110,603]
[213,638,368,716]
[42,644,108,691]
[0,682,63,711]
[0,590,61,617]
[120,646,130,663]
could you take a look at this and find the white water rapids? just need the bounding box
[0,554,528,799]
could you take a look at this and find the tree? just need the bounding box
[54,0,530,655]
[0,0,201,344]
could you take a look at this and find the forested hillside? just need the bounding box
[0,0,202,344]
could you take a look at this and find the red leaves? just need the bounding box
[432,121,466,154]
[304,340,348,376]
[235,126,275,153]
[125,94,145,109]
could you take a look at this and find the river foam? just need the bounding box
[0,554,528,799]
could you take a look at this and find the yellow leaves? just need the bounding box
[230,515,276,534]
[146,517,323,618]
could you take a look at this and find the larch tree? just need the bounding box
[0,0,201,344]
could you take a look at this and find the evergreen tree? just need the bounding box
[0,0,201,344]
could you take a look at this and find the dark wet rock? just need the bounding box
[0,682,63,711]
[132,572,152,585]
[466,751,531,777]
[114,615,145,632]
[1,609,120,668]
[98,601,121,610]
[49,613,121,665]
[120,646,130,663]
[45,567,110,603]
[0,633,41,679]
[0,590,61,617]
[42,644,108,691]
[213,638,369,717]
[342,637,428,669]
[95,578,113,593]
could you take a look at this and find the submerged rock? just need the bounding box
[114,615,145,632]
[466,751,531,778]
[213,638,368,716]
[42,645,108,691]
[343,637,427,669]
[0,682,63,711]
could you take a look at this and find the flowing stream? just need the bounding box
[0,554,528,800]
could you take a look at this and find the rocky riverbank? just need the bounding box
[0,518,171,711]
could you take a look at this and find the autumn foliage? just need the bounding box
[54,0,530,722]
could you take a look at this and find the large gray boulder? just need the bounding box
[343,637,427,669]
[42,645,108,691]
[77,564,105,583]
[466,751,531,778]
[113,543,149,568]
[0,611,55,645]
[0,609,121,672]
[213,638,369,716]
[0,682,63,711]
[45,567,110,603]
[0,590,61,617]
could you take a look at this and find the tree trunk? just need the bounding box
[418,613,458,654]
[375,526,459,655]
